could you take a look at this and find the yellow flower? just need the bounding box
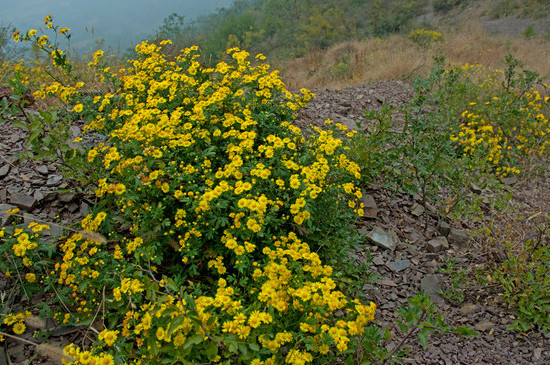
[99,329,119,346]
[12,322,26,335]
[25,273,36,283]
[59,27,70,34]
[72,103,84,113]
[28,29,37,37]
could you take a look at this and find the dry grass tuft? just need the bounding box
[277,22,550,90]
[36,343,73,365]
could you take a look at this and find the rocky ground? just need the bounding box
[1,82,549,364]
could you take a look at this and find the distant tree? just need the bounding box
[0,24,20,61]
[156,13,186,47]
[298,7,349,49]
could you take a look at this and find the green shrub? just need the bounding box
[1,19,380,364]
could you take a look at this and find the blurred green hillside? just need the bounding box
[151,0,550,62]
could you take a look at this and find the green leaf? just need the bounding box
[11,120,28,130]
[183,334,204,349]
[167,316,186,336]
[204,340,218,360]
[417,331,428,349]
[453,327,478,337]
[28,128,42,143]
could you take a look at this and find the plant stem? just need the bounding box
[382,307,429,365]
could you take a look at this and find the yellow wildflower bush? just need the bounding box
[1,20,376,364]
[449,57,550,176]
[408,28,443,49]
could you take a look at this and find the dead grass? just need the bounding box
[277,23,550,90]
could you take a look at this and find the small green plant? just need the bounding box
[487,224,550,333]
[522,25,536,39]
[359,293,477,364]
[439,259,467,304]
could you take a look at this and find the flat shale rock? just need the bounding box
[387,259,411,272]
[474,321,496,332]
[460,303,480,316]
[0,164,10,178]
[411,202,425,217]
[9,193,37,211]
[36,165,49,175]
[427,236,449,253]
[57,192,76,203]
[448,228,470,247]
[437,220,451,236]
[361,193,378,219]
[420,274,442,299]
[364,226,399,251]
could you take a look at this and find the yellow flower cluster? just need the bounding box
[2,311,31,335]
[1,26,375,363]
[0,59,50,89]
[57,232,375,362]
[450,68,550,176]
[409,28,443,48]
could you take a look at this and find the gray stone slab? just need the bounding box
[9,192,38,211]
[388,259,411,272]
[365,226,399,251]
[0,164,10,178]
[361,193,378,219]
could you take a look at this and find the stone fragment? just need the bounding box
[437,221,451,236]
[470,183,482,194]
[0,187,6,201]
[6,156,18,165]
[407,226,425,242]
[361,193,378,219]
[33,190,45,203]
[460,303,479,316]
[36,165,49,175]
[9,133,21,143]
[9,343,26,363]
[80,202,90,216]
[427,236,449,253]
[43,223,64,238]
[372,256,385,266]
[9,192,37,211]
[43,191,57,201]
[501,176,518,185]
[0,203,18,226]
[379,279,398,287]
[411,203,425,217]
[68,203,79,213]
[0,343,6,365]
[0,164,10,178]
[387,259,411,273]
[46,175,63,186]
[420,274,442,299]
[57,192,76,203]
[448,228,470,247]
[474,321,495,331]
[365,226,399,251]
